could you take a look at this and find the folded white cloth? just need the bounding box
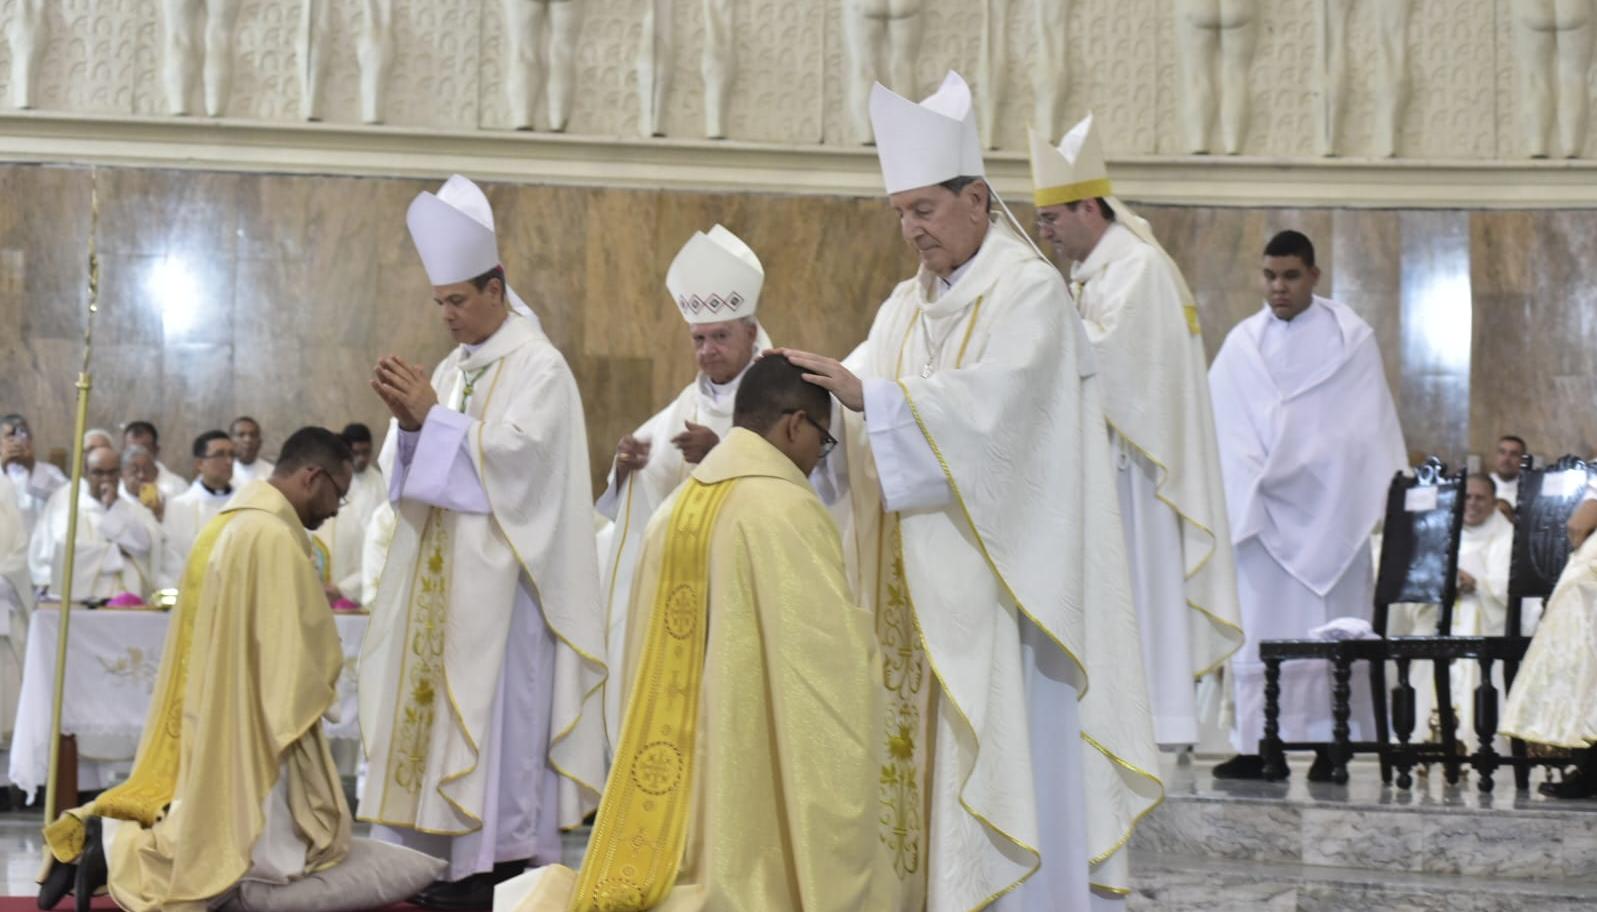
[1309,617,1379,641]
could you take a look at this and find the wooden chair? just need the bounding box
[1259,459,1466,785]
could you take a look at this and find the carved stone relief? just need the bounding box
[356,0,392,123]
[159,0,241,116]
[637,0,671,136]
[701,0,732,138]
[504,0,582,132]
[1029,0,1067,144]
[1317,0,1409,157]
[4,0,45,109]
[842,0,925,145]
[298,0,330,120]
[975,0,1008,149]
[1174,0,1259,155]
[1514,0,1594,158]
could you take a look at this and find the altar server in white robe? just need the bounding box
[359,174,606,908]
[310,423,386,602]
[1385,473,1514,750]
[1030,114,1243,749]
[0,473,33,742]
[1209,229,1406,780]
[593,224,771,746]
[28,446,163,602]
[160,431,236,587]
[783,71,1158,910]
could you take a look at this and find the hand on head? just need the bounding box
[766,348,864,413]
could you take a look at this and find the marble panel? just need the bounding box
[1300,807,1425,873]
[1296,884,1459,912]
[577,356,660,498]
[1131,797,1301,864]
[1560,816,1597,880]
[491,182,592,353]
[158,342,236,463]
[0,167,94,344]
[97,169,242,259]
[1330,209,1403,402]
[1421,812,1563,879]
[581,188,666,366]
[1395,211,1472,461]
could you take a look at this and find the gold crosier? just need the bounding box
[571,477,734,911]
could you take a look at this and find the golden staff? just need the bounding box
[42,169,100,829]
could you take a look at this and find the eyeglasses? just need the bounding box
[784,409,837,460]
[315,466,350,506]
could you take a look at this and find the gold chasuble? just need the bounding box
[551,428,883,911]
[56,482,350,911]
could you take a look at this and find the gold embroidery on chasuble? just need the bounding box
[877,516,929,880]
[572,479,734,912]
[382,508,450,817]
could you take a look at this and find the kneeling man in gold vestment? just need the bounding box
[41,428,440,911]
[502,355,886,911]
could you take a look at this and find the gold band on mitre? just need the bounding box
[1034,177,1115,208]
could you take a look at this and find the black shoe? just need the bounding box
[491,858,530,883]
[412,872,498,911]
[1307,749,1336,783]
[74,818,107,912]
[1212,754,1268,780]
[36,859,75,910]
[1540,769,1597,799]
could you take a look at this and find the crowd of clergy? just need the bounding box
[3,68,1596,912]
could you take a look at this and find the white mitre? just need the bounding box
[1029,113,1114,208]
[870,71,986,195]
[405,174,534,318]
[665,224,764,324]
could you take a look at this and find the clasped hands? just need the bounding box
[371,355,438,432]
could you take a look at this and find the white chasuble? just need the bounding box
[838,217,1158,907]
[1070,221,1243,748]
[28,482,160,601]
[592,326,769,748]
[1209,297,1406,751]
[359,313,606,877]
[0,474,32,741]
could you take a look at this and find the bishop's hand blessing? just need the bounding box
[771,348,864,412]
[371,355,438,432]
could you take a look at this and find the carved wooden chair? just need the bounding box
[1259,459,1466,786]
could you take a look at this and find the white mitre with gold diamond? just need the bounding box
[405,174,534,319]
[665,224,763,324]
[869,71,985,194]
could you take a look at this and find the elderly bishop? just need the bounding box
[1029,115,1243,748]
[785,72,1158,908]
[594,225,770,745]
[359,175,607,910]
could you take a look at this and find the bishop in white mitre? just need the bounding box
[359,175,606,907]
[311,423,386,602]
[785,72,1158,910]
[593,224,771,746]
[1209,230,1406,779]
[28,446,163,603]
[1029,114,1243,749]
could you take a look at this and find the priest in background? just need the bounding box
[2,414,67,537]
[28,445,162,604]
[360,175,606,910]
[783,71,1156,909]
[1030,114,1243,750]
[309,423,386,604]
[122,421,189,500]
[161,431,236,587]
[1209,229,1406,781]
[230,416,275,487]
[1490,434,1528,511]
[594,224,769,746]
[0,474,32,749]
[118,445,166,521]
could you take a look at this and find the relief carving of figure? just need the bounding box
[357,0,394,124]
[1317,0,1412,157]
[505,0,583,132]
[637,0,671,136]
[842,0,926,144]
[1516,0,1594,158]
[975,0,1010,149]
[1031,0,1069,142]
[298,0,332,120]
[159,0,242,117]
[1174,0,1258,155]
[702,0,734,138]
[4,0,47,110]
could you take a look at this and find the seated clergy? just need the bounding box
[122,420,189,501]
[2,413,67,538]
[119,444,167,521]
[501,356,886,911]
[28,445,161,603]
[43,428,443,911]
[1501,472,1597,798]
[1489,434,1528,510]
[161,431,236,587]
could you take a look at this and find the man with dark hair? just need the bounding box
[310,423,386,604]
[1491,434,1529,508]
[361,174,605,908]
[507,356,884,910]
[1209,229,1407,781]
[230,416,274,487]
[1,413,66,537]
[160,430,236,583]
[122,420,188,500]
[1030,114,1243,751]
[47,426,371,909]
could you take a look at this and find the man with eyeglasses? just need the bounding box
[500,354,882,912]
[309,423,387,606]
[28,444,158,605]
[1,414,67,538]
[159,430,237,587]
[595,224,772,749]
[45,427,385,910]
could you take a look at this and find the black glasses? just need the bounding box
[316,466,350,506]
[784,410,836,459]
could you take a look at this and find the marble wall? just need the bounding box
[0,163,1592,494]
